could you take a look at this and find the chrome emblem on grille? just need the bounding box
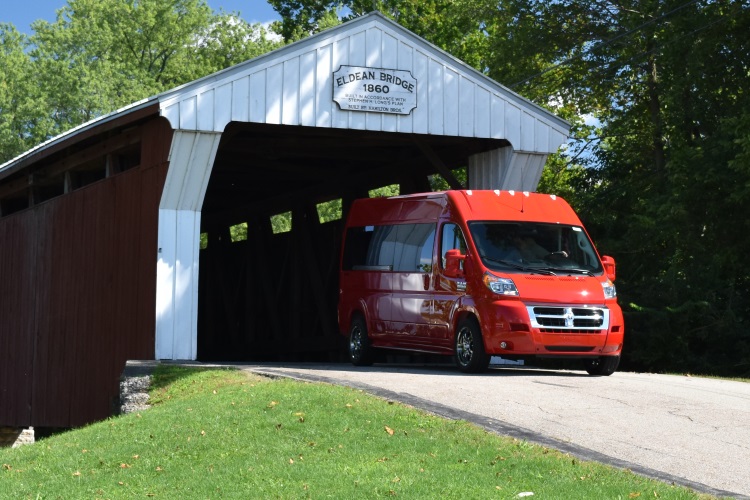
[564,308,575,327]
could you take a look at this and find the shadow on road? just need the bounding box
[229,361,593,379]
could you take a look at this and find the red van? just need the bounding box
[338,190,624,375]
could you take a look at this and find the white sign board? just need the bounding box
[333,65,417,115]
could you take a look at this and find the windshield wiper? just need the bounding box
[538,267,595,277]
[483,257,557,276]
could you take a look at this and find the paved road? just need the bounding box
[235,363,749,498]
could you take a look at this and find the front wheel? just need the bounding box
[455,318,489,373]
[584,355,620,376]
[349,316,374,366]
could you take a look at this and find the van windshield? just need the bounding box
[468,222,603,275]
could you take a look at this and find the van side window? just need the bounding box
[441,223,467,268]
[343,224,435,272]
[392,224,434,272]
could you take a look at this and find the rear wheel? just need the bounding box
[584,355,620,376]
[455,317,489,373]
[349,316,374,366]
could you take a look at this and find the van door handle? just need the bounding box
[423,274,431,290]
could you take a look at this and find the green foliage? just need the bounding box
[268,0,487,66]
[369,183,400,198]
[0,24,54,161]
[316,198,343,223]
[0,0,283,164]
[271,211,293,234]
[229,222,248,242]
[529,0,750,376]
[268,0,343,41]
[0,367,703,498]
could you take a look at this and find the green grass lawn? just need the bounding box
[1,366,713,499]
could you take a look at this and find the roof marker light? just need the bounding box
[467,190,473,195]
[523,191,530,197]
[509,190,515,196]
[550,195,557,200]
[494,190,500,196]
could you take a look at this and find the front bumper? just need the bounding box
[478,299,625,357]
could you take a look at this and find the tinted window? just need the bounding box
[440,223,467,268]
[343,223,435,272]
[468,222,603,274]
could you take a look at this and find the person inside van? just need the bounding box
[478,224,522,262]
[512,232,549,261]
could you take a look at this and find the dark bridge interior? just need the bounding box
[197,121,509,361]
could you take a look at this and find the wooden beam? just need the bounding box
[63,171,77,194]
[105,153,122,178]
[298,203,337,337]
[0,175,31,200]
[414,139,464,189]
[0,130,141,199]
[202,160,418,227]
[251,215,282,340]
[44,130,140,180]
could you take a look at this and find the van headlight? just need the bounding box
[483,272,519,296]
[602,279,617,299]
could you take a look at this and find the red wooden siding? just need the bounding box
[0,211,37,425]
[0,117,172,428]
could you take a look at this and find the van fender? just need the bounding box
[342,298,371,335]
[448,296,480,341]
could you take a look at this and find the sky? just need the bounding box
[0,0,282,34]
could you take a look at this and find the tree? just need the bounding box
[0,0,283,164]
[268,0,486,64]
[0,24,55,161]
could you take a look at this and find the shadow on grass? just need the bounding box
[144,363,249,406]
[149,364,200,392]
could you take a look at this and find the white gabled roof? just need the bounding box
[158,11,569,154]
[1,11,569,175]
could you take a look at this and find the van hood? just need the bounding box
[513,274,605,304]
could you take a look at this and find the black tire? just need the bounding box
[349,316,374,366]
[454,317,489,373]
[584,355,620,376]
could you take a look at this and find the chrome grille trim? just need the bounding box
[526,305,609,331]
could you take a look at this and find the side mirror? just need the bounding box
[601,255,616,282]
[444,249,465,278]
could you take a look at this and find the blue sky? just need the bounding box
[1,0,281,34]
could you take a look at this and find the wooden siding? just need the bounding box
[0,211,37,425]
[0,118,171,428]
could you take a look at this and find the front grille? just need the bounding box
[527,305,609,331]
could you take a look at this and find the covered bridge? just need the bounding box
[0,12,570,430]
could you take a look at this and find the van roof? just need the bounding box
[347,190,582,226]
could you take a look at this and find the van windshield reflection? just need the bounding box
[468,221,603,275]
